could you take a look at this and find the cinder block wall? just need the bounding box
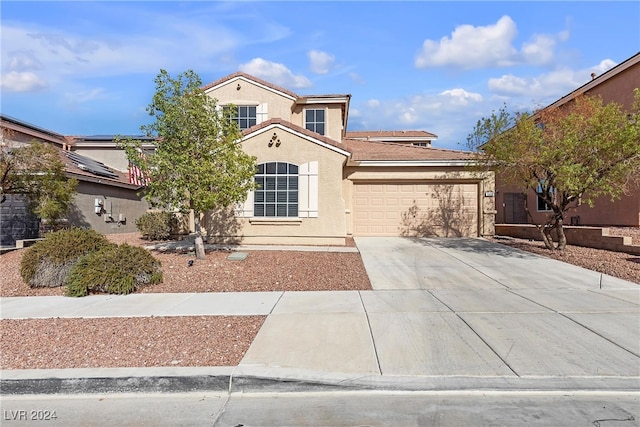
[495,224,640,255]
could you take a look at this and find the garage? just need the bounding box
[352,182,479,237]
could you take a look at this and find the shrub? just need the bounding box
[135,211,177,240]
[20,228,112,288]
[66,244,162,297]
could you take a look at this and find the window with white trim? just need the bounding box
[254,162,299,217]
[305,109,325,135]
[227,105,257,130]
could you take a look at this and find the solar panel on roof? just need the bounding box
[65,152,119,179]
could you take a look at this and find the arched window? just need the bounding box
[254,162,298,217]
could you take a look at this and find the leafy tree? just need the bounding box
[467,90,640,250]
[1,136,77,224]
[119,69,257,258]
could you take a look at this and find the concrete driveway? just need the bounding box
[238,237,639,390]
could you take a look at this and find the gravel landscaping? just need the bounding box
[488,227,640,285]
[1,229,636,370]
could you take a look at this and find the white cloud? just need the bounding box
[415,15,518,69]
[0,71,47,92]
[0,22,240,92]
[308,49,335,75]
[488,59,618,101]
[6,50,43,71]
[440,88,484,106]
[64,88,107,105]
[415,15,570,70]
[350,88,485,147]
[239,58,311,89]
[521,34,556,66]
[591,58,617,75]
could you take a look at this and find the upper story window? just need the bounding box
[305,109,325,136]
[227,105,257,130]
[254,162,299,217]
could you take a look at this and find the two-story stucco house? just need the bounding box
[199,72,495,245]
[495,52,640,228]
[1,72,496,246]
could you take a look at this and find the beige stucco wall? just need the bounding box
[343,166,495,237]
[204,77,345,142]
[204,78,295,124]
[291,103,345,141]
[73,147,130,172]
[68,181,150,234]
[202,128,349,245]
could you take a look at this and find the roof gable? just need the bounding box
[242,118,350,157]
[201,72,299,101]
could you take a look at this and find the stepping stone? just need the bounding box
[227,252,248,261]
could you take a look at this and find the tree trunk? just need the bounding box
[193,213,206,260]
[541,225,555,250]
[555,216,567,251]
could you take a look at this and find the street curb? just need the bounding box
[3,371,639,395]
[1,375,231,395]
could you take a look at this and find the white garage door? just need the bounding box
[353,182,478,237]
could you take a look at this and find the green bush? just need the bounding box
[66,244,163,297]
[20,228,112,288]
[135,211,177,240]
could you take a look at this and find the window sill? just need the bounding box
[249,218,302,226]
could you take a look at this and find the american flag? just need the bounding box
[128,151,149,186]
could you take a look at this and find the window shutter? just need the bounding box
[299,161,318,218]
[256,103,268,124]
[237,190,254,217]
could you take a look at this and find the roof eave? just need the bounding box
[349,160,476,167]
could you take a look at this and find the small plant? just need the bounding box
[135,211,178,240]
[66,244,162,297]
[20,228,112,288]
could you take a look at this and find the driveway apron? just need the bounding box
[240,237,639,385]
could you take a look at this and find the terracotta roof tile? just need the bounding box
[344,138,476,162]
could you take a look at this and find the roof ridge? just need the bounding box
[344,137,473,154]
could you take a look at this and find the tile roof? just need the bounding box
[242,118,348,152]
[58,149,140,189]
[345,130,437,139]
[344,138,476,162]
[242,120,475,161]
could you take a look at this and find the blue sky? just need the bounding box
[2,1,639,150]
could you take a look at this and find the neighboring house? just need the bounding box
[201,72,495,244]
[345,130,437,147]
[0,115,150,246]
[495,52,640,228]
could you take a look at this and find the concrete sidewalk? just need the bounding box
[1,237,639,395]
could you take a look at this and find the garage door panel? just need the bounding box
[353,183,478,237]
